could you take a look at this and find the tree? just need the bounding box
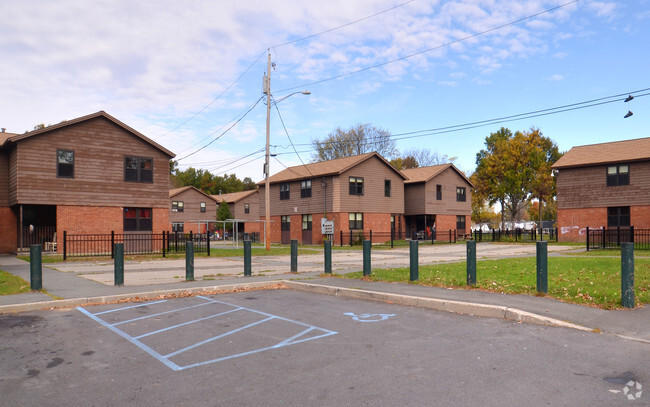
[171,167,255,195]
[311,123,398,162]
[391,148,456,169]
[217,201,232,222]
[473,127,561,227]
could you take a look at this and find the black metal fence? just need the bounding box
[473,228,558,243]
[63,231,212,259]
[20,226,57,252]
[586,226,650,250]
[338,229,458,247]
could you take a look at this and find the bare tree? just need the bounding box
[311,123,398,161]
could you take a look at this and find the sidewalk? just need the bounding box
[1,251,648,344]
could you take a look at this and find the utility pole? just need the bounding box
[264,49,272,251]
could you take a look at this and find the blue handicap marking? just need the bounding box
[344,312,395,322]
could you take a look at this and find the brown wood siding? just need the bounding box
[423,167,472,215]
[338,157,404,214]
[231,191,260,220]
[11,117,171,208]
[264,178,335,217]
[0,151,9,206]
[556,161,650,209]
[169,189,217,224]
[8,146,17,204]
[404,183,425,215]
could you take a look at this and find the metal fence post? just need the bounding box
[162,231,166,258]
[114,243,124,286]
[621,242,635,308]
[207,232,211,256]
[536,241,548,294]
[324,239,332,274]
[363,240,371,276]
[185,241,194,281]
[244,240,252,276]
[111,231,115,259]
[290,239,298,272]
[466,240,476,286]
[30,244,42,290]
[63,230,67,261]
[586,227,590,251]
[409,240,418,281]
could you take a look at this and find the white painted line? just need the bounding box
[134,307,243,340]
[112,297,220,326]
[93,300,168,315]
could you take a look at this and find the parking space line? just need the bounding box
[112,297,220,326]
[77,306,183,371]
[77,295,338,371]
[93,300,168,315]
[163,316,275,358]
[134,308,243,340]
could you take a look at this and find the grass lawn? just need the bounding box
[0,269,30,295]
[343,256,650,309]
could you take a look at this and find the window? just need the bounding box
[244,203,250,214]
[349,212,363,229]
[281,215,291,231]
[301,180,312,198]
[456,187,466,202]
[280,183,290,200]
[200,202,206,213]
[436,185,442,200]
[384,180,391,197]
[302,214,312,230]
[57,149,74,178]
[171,201,184,212]
[607,165,629,186]
[172,222,184,233]
[608,207,630,227]
[124,207,152,231]
[456,215,466,231]
[125,156,153,183]
[349,177,364,196]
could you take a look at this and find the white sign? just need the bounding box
[321,218,334,235]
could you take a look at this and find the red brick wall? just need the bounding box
[56,205,169,252]
[0,207,17,254]
[557,207,607,243]
[558,206,650,243]
[436,214,462,235]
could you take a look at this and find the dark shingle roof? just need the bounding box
[552,137,650,169]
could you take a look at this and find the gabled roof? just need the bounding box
[212,189,258,204]
[0,111,175,158]
[402,163,473,187]
[552,137,650,169]
[259,152,406,185]
[169,186,218,202]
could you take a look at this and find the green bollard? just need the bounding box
[466,240,476,286]
[244,240,252,276]
[409,240,419,281]
[290,239,298,272]
[363,240,371,276]
[324,240,332,274]
[186,241,194,281]
[114,243,124,286]
[621,242,635,308]
[536,241,548,293]
[30,244,42,290]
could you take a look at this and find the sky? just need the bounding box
[1,0,649,182]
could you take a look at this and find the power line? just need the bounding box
[277,0,579,94]
[270,0,417,49]
[157,50,267,139]
[176,96,264,161]
[271,95,314,177]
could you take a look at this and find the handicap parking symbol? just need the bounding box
[344,312,395,322]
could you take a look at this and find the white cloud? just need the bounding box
[547,74,564,81]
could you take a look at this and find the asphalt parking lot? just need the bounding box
[1,288,647,406]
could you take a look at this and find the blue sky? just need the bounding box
[1,0,649,181]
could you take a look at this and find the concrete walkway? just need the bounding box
[1,243,648,344]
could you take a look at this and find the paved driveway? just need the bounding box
[51,243,578,285]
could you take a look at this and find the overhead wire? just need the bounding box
[271,95,314,177]
[276,0,579,93]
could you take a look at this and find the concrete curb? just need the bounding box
[283,281,594,332]
[0,281,283,314]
